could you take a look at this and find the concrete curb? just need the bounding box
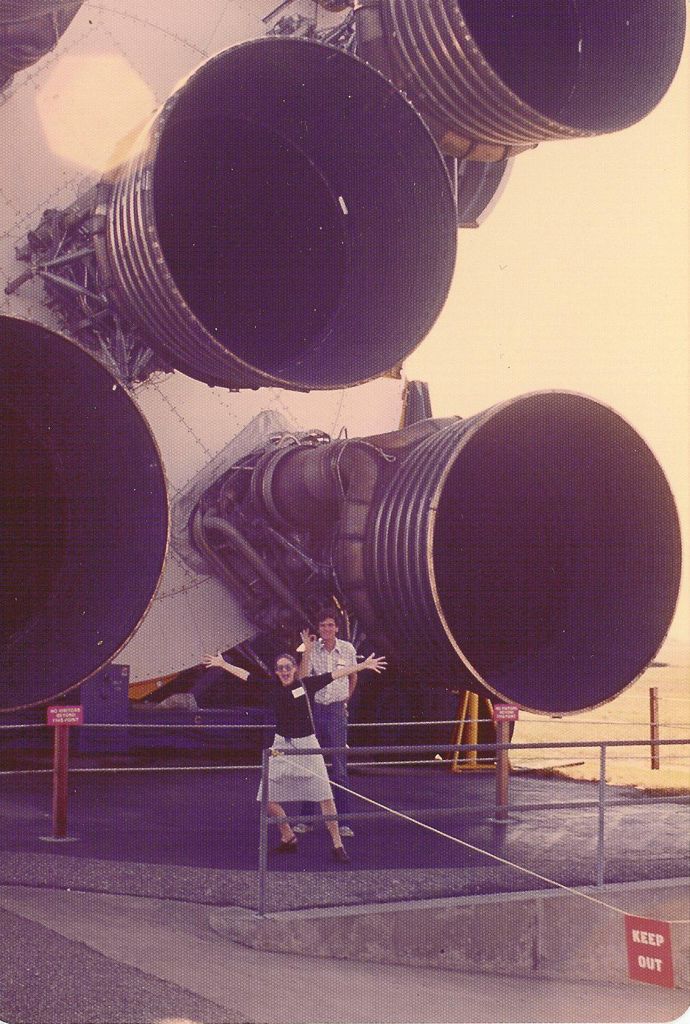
[210,878,690,991]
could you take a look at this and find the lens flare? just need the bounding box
[36,53,155,172]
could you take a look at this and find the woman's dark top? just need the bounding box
[247,671,334,739]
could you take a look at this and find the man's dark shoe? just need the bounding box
[332,845,350,864]
[275,836,298,853]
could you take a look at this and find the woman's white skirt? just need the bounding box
[256,733,333,803]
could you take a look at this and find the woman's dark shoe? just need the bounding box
[275,836,298,853]
[332,845,350,864]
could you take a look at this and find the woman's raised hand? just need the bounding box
[362,654,387,674]
[202,651,224,670]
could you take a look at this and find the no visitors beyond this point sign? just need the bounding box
[493,704,519,723]
[47,706,83,726]
[624,915,674,987]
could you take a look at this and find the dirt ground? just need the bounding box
[511,635,690,793]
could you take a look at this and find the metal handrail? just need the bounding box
[255,736,690,914]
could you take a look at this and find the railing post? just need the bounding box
[596,744,606,886]
[649,686,660,770]
[52,723,70,839]
[493,719,510,823]
[257,745,270,917]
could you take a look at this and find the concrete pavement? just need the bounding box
[1,884,688,1024]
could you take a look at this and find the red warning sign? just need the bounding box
[624,915,674,988]
[47,706,83,726]
[492,703,519,722]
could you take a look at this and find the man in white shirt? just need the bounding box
[296,608,358,836]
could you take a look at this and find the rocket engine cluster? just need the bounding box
[0,0,684,712]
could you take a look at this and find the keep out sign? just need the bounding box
[624,915,674,987]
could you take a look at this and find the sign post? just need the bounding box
[491,704,519,823]
[41,706,83,841]
[649,687,660,770]
[625,915,674,988]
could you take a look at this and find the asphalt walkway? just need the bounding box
[0,763,687,906]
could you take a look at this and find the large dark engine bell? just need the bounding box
[0,317,168,710]
[358,0,687,161]
[98,37,457,390]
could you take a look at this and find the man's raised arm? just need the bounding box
[297,629,315,679]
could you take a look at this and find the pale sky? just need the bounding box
[407,37,689,644]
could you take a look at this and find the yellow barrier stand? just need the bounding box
[450,691,495,772]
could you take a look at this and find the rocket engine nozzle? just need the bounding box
[359,0,687,160]
[219,392,681,714]
[0,317,168,711]
[365,392,681,712]
[99,38,457,390]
